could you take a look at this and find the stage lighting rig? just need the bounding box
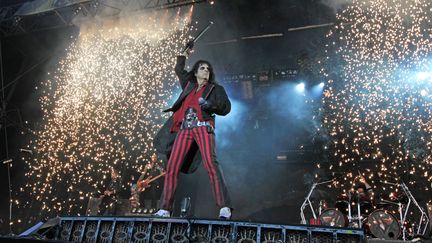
[222,68,299,84]
[273,69,299,80]
[0,0,207,36]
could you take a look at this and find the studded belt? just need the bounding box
[181,120,212,129]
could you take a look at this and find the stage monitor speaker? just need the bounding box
[19,217,61,240]
[19,222,43,237]
[36,217,60,239]
[86,197,102,216]
[114,199,131,216]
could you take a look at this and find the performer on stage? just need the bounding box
[351,175,374,215]
[99,168,121,215]
[353,175,374,199]
[130,153,164,212]
[153,44,232,219]
[335,174,375,215]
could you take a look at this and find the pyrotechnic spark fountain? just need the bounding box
[18,9,194,218]
[321,0,432,197]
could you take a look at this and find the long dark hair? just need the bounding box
[354,184,366,191]
[187,60,217,84]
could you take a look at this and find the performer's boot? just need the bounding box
[219,207,231,219]
[154,209,170,217]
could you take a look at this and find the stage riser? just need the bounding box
[55,217,365,243]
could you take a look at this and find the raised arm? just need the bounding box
[175,46,194,89]
[175,55,190,89]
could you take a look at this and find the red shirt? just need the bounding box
[171,84,214,132]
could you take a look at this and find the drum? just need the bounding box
[335,192,373,215]
[355,194,373,215]
[319,209,348,227]
[347,216,367,229]
[335,193,349,214]
[365,209,401,240]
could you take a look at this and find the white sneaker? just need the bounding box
[154,209,170,217]
[219,207,231,219]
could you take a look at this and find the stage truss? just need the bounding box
[0,0,206,36]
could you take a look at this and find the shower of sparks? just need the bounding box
[320,0,432,196]
[19,9,194,216]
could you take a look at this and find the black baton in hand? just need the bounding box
[182,21,214,53]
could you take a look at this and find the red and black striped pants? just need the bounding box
[159,126,230,210]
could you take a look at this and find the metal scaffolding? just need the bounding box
[0,0,206,37]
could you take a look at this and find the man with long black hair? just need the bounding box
[99,168,121,215]
[154,46,232,219]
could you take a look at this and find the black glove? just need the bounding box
[198,97,212,111]
[185,40,194,50]
[182,40,194,56]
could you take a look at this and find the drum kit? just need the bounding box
[300,179,430,240]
